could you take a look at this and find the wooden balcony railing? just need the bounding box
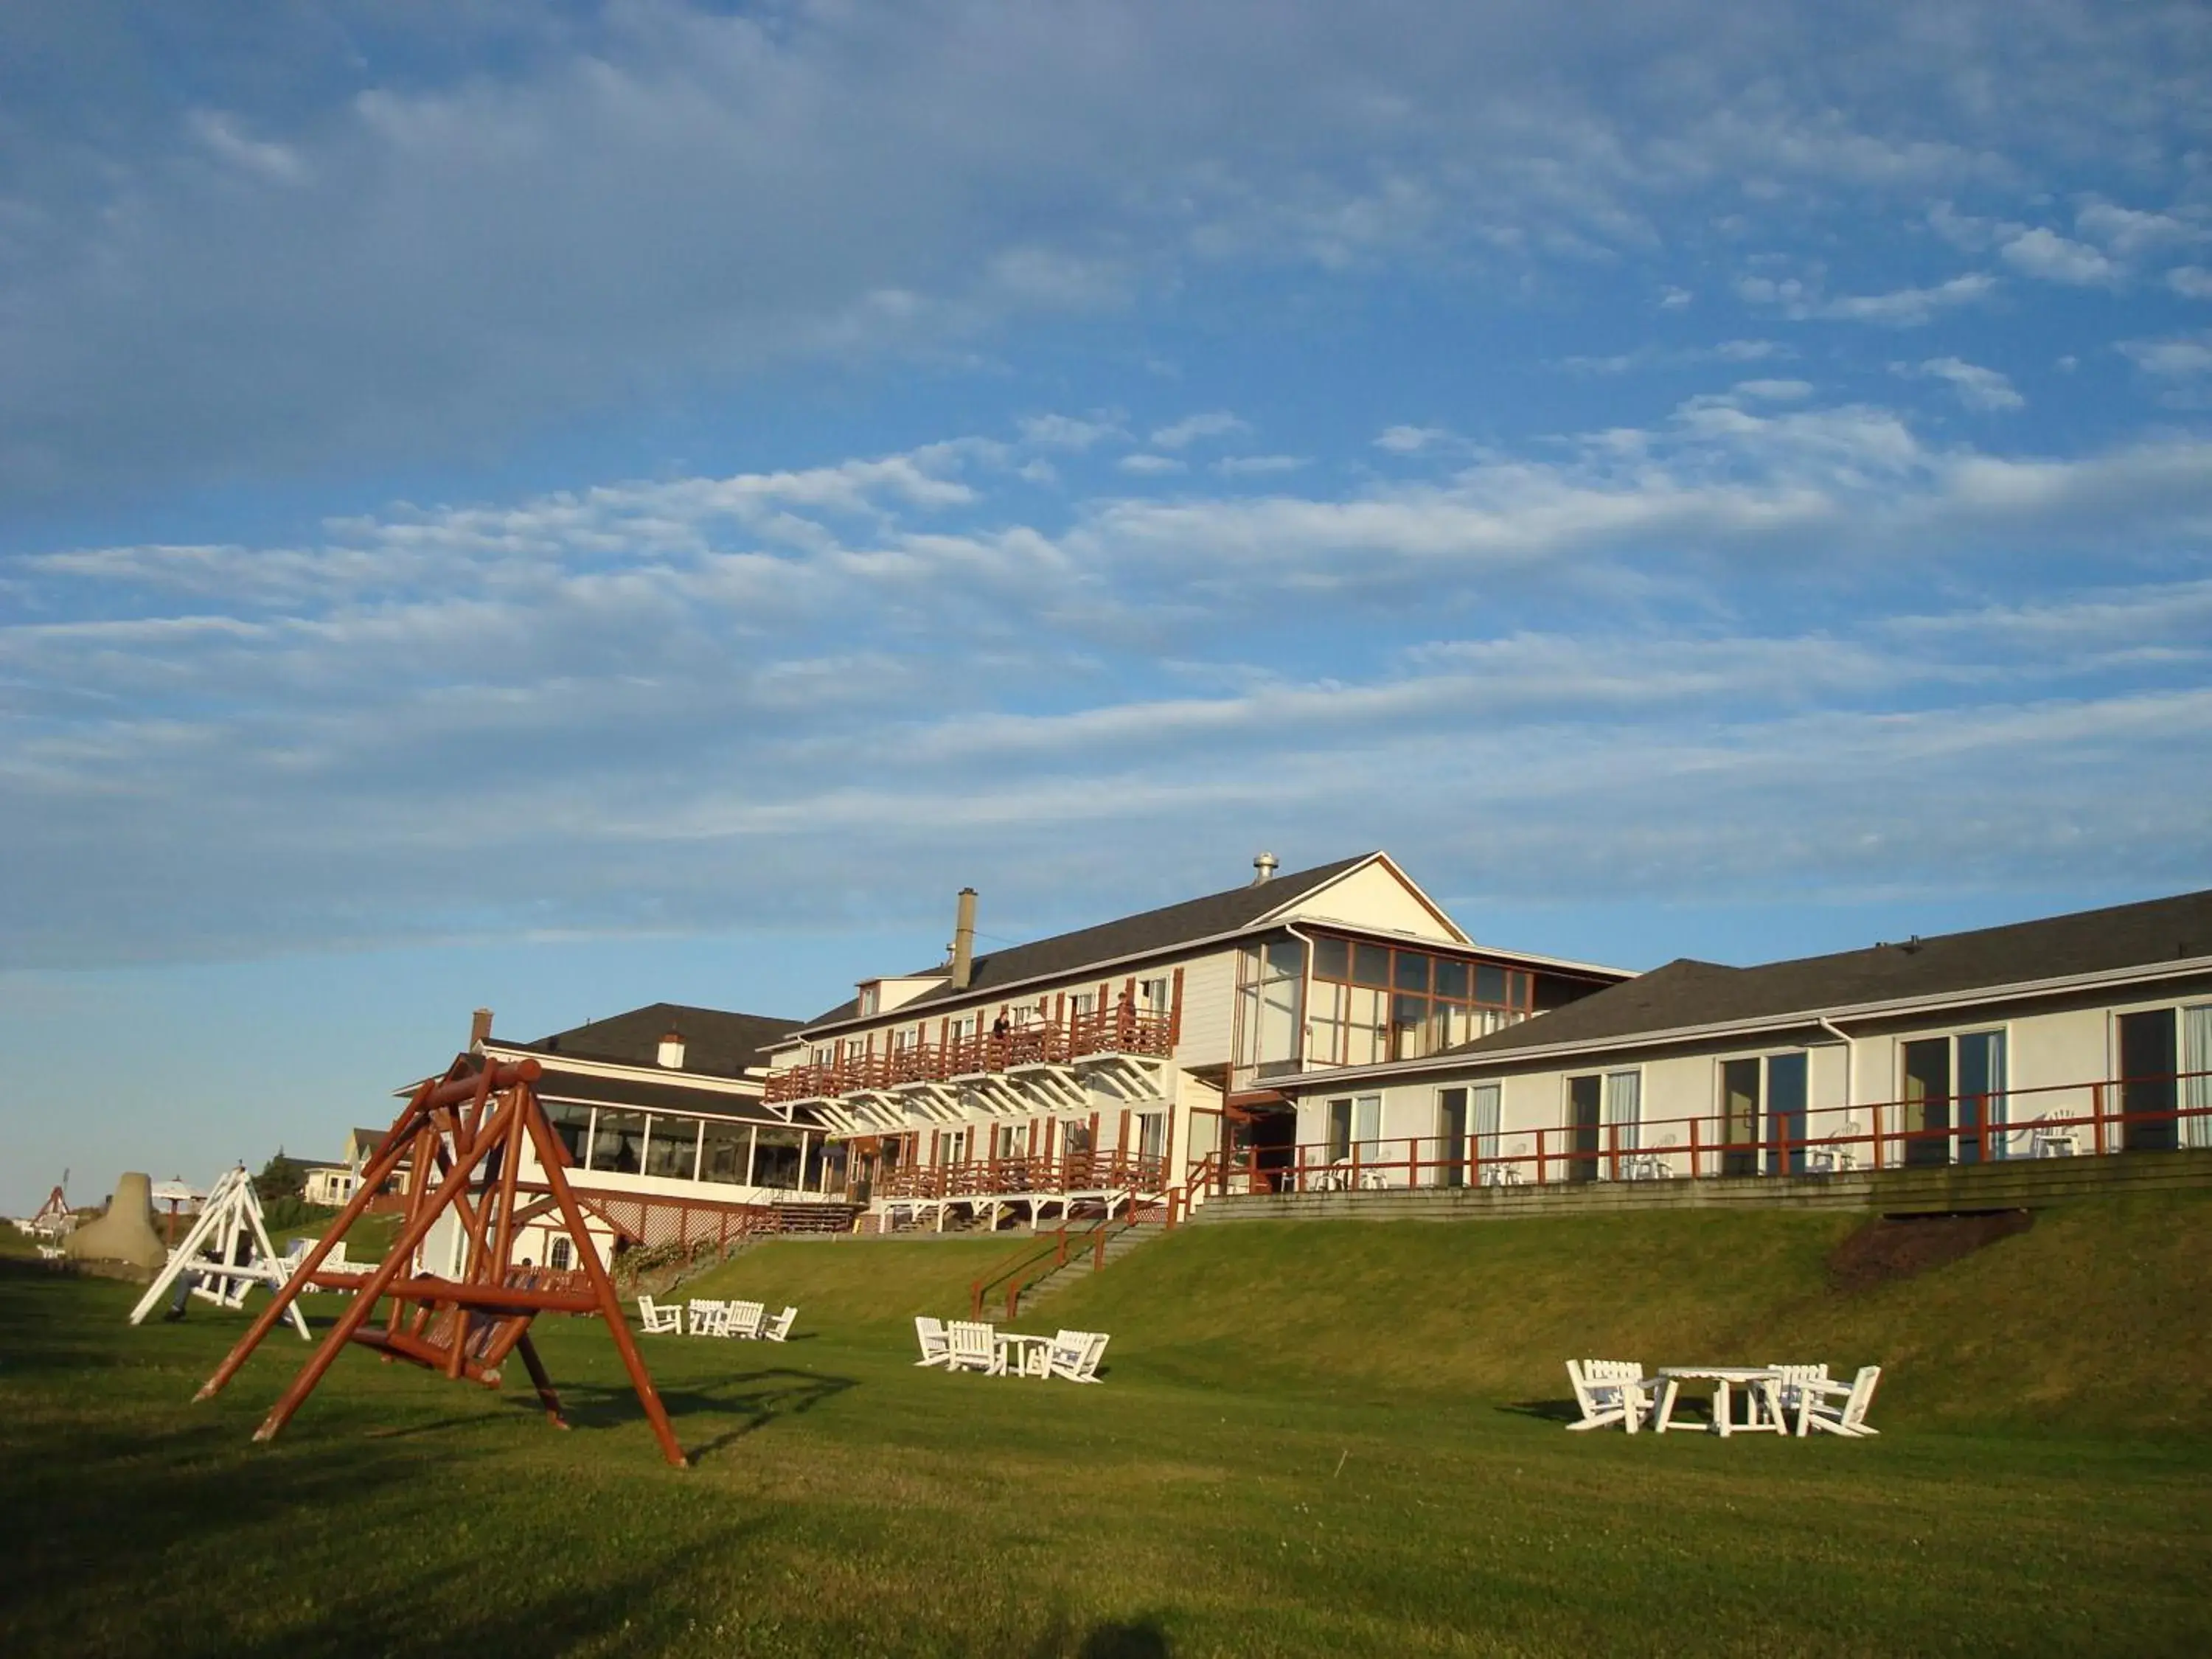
[1185,1069,2212,1198]
[765,1009,1175,1104]
[863,1150,1167,1202]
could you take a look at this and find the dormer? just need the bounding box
[855,973,950,1018]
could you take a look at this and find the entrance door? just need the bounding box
[1902,1038,1951,1166]
[2120,1009,2179,1152]
[1565,1075,1601,1183]
[1719,1058,1760,1176]
[1436,1088,1468,1188]
[1764,1052,1808,1175]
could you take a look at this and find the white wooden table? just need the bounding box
[1655,1366,1787,1436]
[994,1332,1053,1378]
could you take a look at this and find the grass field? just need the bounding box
[4,1197,2210,1657]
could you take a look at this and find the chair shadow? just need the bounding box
[1497,1398,1581,1423]
[1029,1613,1172,1658]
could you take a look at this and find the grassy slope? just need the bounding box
[1040,1189,2212,1431]
[4,1197,2210,1657]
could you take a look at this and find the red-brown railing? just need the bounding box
[1183,1069,2212,1198]
[967,1212,1136,1318]
[872,1149,1166,1202]
[765,1009,1175,1103]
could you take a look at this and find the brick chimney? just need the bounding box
[469,1007,494,1050]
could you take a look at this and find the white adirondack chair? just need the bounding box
[1046,1329,1110,1382]
[1565,1359,1658,1431]
[637,1295,684,1335]
[685,1298,730,1337]
[1796,1365,1882,1437]
[726,1299,767,1339]
[761,1305,798,1342]
[946,1320,998,1373]
[1767,1363,1830,1427]
[2031,1116,2083,1158]
[914,1315,951,1368]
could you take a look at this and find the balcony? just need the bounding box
[868,1149,1167,1203]
[766,1008,1174,1107]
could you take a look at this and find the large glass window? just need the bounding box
[644,1116,700,1180]
[754,1126,804,1189]
[588,1110,646,1174]
[1306,935,1533,1068]
[543,1102,592,1164]
[699,1120,751,1184]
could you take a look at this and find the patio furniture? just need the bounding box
[995,1330,1054,1377]
[946,1320,998,1374]
[725,1299,767,1339]
[761,1305,798,1342]
[1479,1163,1526,1188]
[686,1299,731,1338]
[1767,1363,1829,1421]
[637,1295,684,1335]
[1565,1359,1662,1432]
[1796,1365,1882,1437]
[2031,1117,2083,1158]
[1623,1151,1671,1181]
[914,1315,951,1367]
[1807,1124,1863,1174]
[1653,1366,1787,1436]
[1045,1329,1110,1382]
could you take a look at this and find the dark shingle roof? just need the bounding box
[512,1003,804,1078]
[797,853,1380,1032]
[1447,886,2212,1060]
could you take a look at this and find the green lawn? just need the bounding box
[4,1200,2209,1657]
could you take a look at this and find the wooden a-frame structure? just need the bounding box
[130,1164,311,1338]
[196,1054,686,1467]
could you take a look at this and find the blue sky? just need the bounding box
[4,1,2211,1212]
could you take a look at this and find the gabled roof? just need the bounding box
[796,853,1380,1033]
[512,1003,805,1079]
[1439,884,2212,1062]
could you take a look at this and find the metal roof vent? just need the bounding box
[1251,851,1279,886]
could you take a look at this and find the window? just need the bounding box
[858,985,880,1016]
[1326,1097,1353,1164]
[1071,991,1097,1017]
[644,1116,700,1180]
[1603,1070,1641,1160]
[1304,936,1531,1068]
[1136,1112,1166,1161]
[543,1102,592,1164]
[549,1237,571,1270]
[588,1110,646,1174]
[1436,1088,1467,1188]
[698,1120,751,1184]
[1565,1074,1602,1183]
[1353,943,1391,987]
[1472,1082,1502,1169]
[1717,1051,1812,1175]
[1139,976,1172,1013]
[2119,1009,2177,1152]
[1902,1032,2007,1165]
[1234,939,1306,1077]
[2186,1005,2212,1152]
[753,1127,804,1189]
[1314,936,1350,981]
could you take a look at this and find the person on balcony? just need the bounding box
[990,1013,1012,1065]
[1115,985,1138,1047]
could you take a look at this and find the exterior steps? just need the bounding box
[1012,1222,1167,1314]
[1185,1147,2212,1227]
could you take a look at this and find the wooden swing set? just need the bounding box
[195,1054,686,1467]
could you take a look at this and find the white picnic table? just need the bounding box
[993,1331,1054,1377]
[1653,1366,1788,1436]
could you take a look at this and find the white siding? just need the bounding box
[1174,947,1239,1067]
[1282,860,1462,942]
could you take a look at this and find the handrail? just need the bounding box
[766,1009,1176,1103]
[1178,1067,2212,1197]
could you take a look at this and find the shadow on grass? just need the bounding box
[1498,1398,1581,1423]
[1029,1611,1173,1658]
[551,1366,859,1461]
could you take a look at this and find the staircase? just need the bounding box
[1009,1220,1166,1315]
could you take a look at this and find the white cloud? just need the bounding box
[1739,272,1997,326]
[1659,285,1692,308]
[1732,379,1814,402]
[1905,357,2025,412]
[2000,227,2119,286]
[2168,267,2212,301]
[1374,425,1452,453]
[2118,332,2212,379]
[1150,411,1252,449]
[1117,453,1186,475]
[2074,198,2205,258]
[1020,413,1123,449]
[1214,454,1307,476]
